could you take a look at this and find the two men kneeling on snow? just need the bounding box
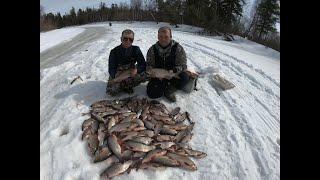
[106,27,197,102]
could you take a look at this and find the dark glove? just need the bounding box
[173,67,180,73]
[110,73,116,79]
[137,72,148,82]
[139,71,146,77]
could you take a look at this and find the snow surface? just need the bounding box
[40,27,85,53]
[40,22,280,180]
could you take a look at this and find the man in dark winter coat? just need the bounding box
[146,26,192,102]
[106,29,147,96]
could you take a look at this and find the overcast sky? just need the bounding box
[40,0,129,15]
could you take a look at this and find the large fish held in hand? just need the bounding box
[146,68,180,80]
[111,69,132,83]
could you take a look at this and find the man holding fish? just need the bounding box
[107,27,197,101]
[146,26,195,102]
[106,29,147,96]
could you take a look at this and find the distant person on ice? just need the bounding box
[146,26,194,102]
[106,29,147,96]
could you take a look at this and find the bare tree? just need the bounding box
[119,2,130,20]
[244,0,261,38]
[131,0,143,21]
[143,0,157,21]
[40,5,44,17]
[144,0,157,11]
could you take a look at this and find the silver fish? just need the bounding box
[93,146,112,163]
[154,121,164,136]
[130,136,153,145]
[160,126,178,135]
[180,132,193,143]
[133,152,147,158]
[118,112,136,119]
[100,160,133,178]
[151,155,179,167]
[81,118,95,131]
[142,149,167,164]
[151,103,169,114]
[107,116,116,130]
[149,108,169,117]
[121,131,139,141]
[98,123,107,146]
[176,142,191,149]
[166,152,197,171]
[174,124,194,142]
[146,68,180,80]
[92,107,115,114]
[132,126,147,131]
[137,130,155,137]
[174,112,187,123]
[170,149,188,157]
[121,150,133,161]
[117,109,133,114]
[163,123,188,131]
[99,110,119,117]
[109,122,138,133]
[156,135,175,142]
[91,113,107,124]
[174,129,188,143]
[169,107,181,117]
[148,116,160,125]
[136,109,143,118]
[90,100,108,108]
[184,148,207,159]
[107,134,122,160]
[152,114,175,125]
[142,119,156,130]
[140,106,150,120]
[131,118,144,127]
[87,134,99,155]
[153,141,176,149]
[104,154,120,165]
[82,128,94,140]
[111,69,132,83]
[119,114,137,123]
[137,162,167,171]
[82,120,99,140]
[125,141,156,152]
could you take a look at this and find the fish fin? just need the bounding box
[154,144,161,149]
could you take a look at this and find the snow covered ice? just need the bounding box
[40,27,85,53]
[40,22,280,180]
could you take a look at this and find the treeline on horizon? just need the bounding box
[40,0,280,51]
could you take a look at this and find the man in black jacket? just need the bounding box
[106,29,146,96]
[146,26,191,102]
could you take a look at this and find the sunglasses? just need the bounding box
[122,37,134,42]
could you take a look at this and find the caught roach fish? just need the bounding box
[80,96,206,179]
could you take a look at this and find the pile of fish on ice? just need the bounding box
[81,96,207,179]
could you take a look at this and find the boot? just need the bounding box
[164,83,177,102]
[124,88,134,94]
